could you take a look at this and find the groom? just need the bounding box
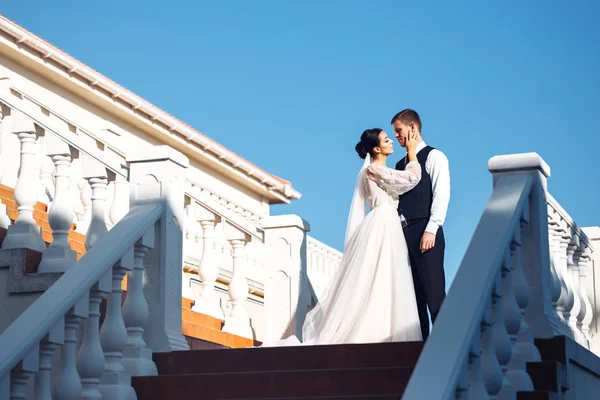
[392,109,450,341]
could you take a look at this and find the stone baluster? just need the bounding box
[0,106,10,229]
[81,155,108,249]
[183,202,198,255]
[35,318,64,400]
[38,155,54,205]
[505,225,536,392]
[578,248,594,341]
[513,215,541,364]
[53,297,88,400]
[1,111,46,252]
[122,232,158,376]
[547,214,563,319]
[76,178,92,234]
[492,259,513,398]
[480,296,503,397]
[68,156,85,229]
[552,221,570,325]
[108,175,129,226]
[76,280,110,399]
[38,135,76,273]
[464,329,488,398]
[98,250,136,399]
[557,228,575,327]
[222,224,253,339]
[9,343,38,400]
[75,171,110,400]
[566,236,583,342]
[192,205,224,319]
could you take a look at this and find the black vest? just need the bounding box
[395,146,434,223]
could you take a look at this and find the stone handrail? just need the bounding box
[0,203,161,398]
[404,153,555,399]
[306,236,342,299]
[0,147,189,399]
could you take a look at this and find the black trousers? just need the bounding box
[403,219,446,340]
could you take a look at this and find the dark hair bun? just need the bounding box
[355,141,368,159]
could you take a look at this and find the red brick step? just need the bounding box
[152,341,423,375]
[132,366,413,399]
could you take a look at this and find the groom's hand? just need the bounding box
[420,232,436,253]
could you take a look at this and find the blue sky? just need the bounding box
[2,1,599,287]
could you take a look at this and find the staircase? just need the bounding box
[128,336,573,399]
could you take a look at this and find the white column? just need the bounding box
[38,135,76,273]
[192,206,224,319]
[128,146,190,352]
[2,111,46,252]
[262,215,311,342]
[222,233,253,339]
[487,153,560,339]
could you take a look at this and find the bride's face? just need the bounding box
[376,131,394,156]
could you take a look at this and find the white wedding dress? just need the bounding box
[264,156,423,346]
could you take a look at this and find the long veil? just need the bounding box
[343,154,370,249]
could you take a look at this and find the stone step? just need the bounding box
[527,361,567,394]
[153,341,423,375]
[517,391,560,400]
[132,366,413,399]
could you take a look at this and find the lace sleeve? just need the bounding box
[366,162,421,197]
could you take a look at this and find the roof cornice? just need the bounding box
[0,15,301,203]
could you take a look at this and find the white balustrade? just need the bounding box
[38,135,76,273]
[0,146,189,399]
[122,233,158,377]
[192,204,224,319]
[82,155,109,250]
[306,236,342,300]
[76,278,109,400]
[0,106,12,229]
[547,195,594,347]
[54,305,87,400]
[38,155,54,206]
[2,111,46,252]
[578,249,594,341]
[109,175,129,226]
[222,223,253,339]
[404,153,552,399]
[98,251,136,400]
[36,320,63,400]
[76,178,92,235]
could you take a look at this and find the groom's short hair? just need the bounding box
[391,109,422,133]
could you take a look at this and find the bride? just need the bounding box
[265,128,423,346]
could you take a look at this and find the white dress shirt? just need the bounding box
[401,141,450,235]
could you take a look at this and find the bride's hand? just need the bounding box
[405,131,418,154]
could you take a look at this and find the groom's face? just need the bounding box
[393,120,411,148]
